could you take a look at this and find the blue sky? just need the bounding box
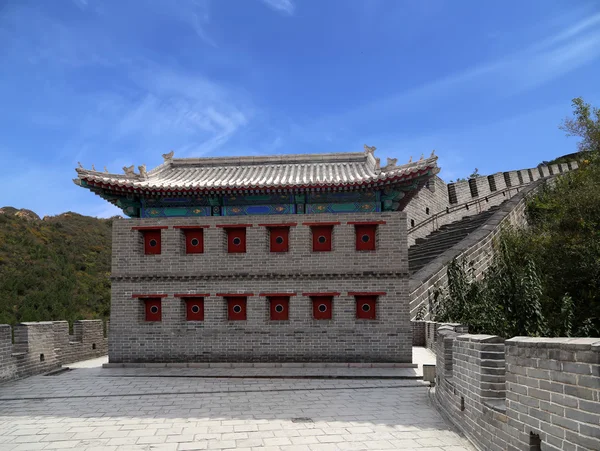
[1,0,599,217]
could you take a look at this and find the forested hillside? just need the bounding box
[0,208,113,325]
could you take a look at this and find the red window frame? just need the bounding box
[354,295,377,319]
[304,223,339,252]
[270,226,290,252]
[269,296,290,320]
[217,225,251,253]
[184,297,205,321]
[349,292,385,320]
[174,227,206,254]
[144,298,162,322]
[347,221,385,251]
[132,226,168,255]
[218,294,252,321]
[354,225,377,251]
[227,228,246,253]
[303,293,339,320]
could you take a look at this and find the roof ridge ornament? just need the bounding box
[78,162,83,169]
[91,164,96,171]
[104,166,109,173]
[431,149,436,158]
[408,156,412,163]
[138,164,148,179]
[381,157,398,172]
[363,144,376,155]
[123,165,136,176]
[363,144,380,170]
[162,150,174,162]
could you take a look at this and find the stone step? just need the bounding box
[410,234,473,254]
[408,205,504,274]
[414,222,489,242]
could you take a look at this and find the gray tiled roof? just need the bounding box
[75,150,439,193]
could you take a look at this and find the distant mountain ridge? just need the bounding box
[0,207,113,325]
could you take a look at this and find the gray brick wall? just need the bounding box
[405,161,578,246]
[409,178,544,320]
[110,212,412,363]
[430,329,600,451]
[53,320,108,365]
[505,337,600,451]
[0,320,108,383]
[0,325,17,381]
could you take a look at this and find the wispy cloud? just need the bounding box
[296,11,600,138]
[118,66,251,154]
[71,0,89,10]
[144,0,217,47]
[63,65,253,170]
[260,0,295,16]
[187,0,217,47]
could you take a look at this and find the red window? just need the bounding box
[355,295,377,320]
[355,224,377,251]
[311,225,333,252]
[133,226,168,255]
[269,227,290,252]
[311,296,333,320]
[144,298,162,322]
[143,230,162,254]
[269,296,290,320]
[184,229,204,254]
[184,298,204,321]
[226,297,247,320]
[217,226,250,253]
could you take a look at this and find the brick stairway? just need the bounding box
[408,205,502,275]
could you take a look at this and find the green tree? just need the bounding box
[560,97,600,153]
[431,99,600,337]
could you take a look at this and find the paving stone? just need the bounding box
[0,359,474,451]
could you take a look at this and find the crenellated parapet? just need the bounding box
[423,324,600,451]
[404,160,580,246]
[0,320,108,383]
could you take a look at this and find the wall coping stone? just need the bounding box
[457,334,506,343]
[506,336,600,350]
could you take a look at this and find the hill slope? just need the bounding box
[0,208,113,325]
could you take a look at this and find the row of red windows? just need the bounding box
[134,221,384,255]
[137,293,382,322]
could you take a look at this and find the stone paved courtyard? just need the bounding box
[0,353,474,451]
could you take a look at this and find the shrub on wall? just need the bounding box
[431,153,599,337]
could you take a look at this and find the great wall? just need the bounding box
[406,160,579,321]
[0,159,582,381]
[413,321,599,451]
[0,157,597,451]
[0,320,107,381]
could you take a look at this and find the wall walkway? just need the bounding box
[408,180,540,319]
[408,158,582,321]
[406,161,579,246]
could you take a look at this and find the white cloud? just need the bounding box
[112,67,251,156]
[260,0,295,16]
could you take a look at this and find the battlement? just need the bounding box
[412,321,600,451]
[405,160,579,245]
[0,320,108,383]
